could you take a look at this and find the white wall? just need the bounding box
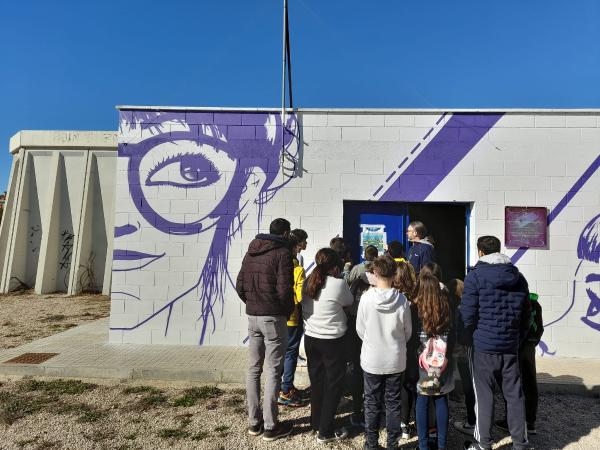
[109,108,600,358]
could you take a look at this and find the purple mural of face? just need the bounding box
[111,110,298,344]
[575,213,600,331]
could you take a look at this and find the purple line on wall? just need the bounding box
[435,113,448,125]
[379,113,504,202]
[410,143,421,154]
[398,157,409,169]
[385,171,397,182]
[423,128,434,140]
[373,185,384,197]
[511,154,600,264]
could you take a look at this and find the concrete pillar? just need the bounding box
[0,151,23,291]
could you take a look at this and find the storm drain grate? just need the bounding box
[4,353,59,364]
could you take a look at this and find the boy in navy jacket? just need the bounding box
[460,236,531,450]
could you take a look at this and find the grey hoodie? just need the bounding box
[356,288,412,375]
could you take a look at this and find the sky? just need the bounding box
[1,0,599,191]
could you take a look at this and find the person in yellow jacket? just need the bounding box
[279,229,309,407]
[387,240,416,282]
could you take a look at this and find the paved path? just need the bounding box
[1,319,598,395]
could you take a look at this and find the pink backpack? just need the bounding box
[418,336,448,393]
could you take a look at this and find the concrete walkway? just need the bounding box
[1,319,599,395]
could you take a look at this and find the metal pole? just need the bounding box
[281,0,288,167]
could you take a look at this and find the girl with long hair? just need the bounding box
[413,274,455,450]
[302,248,353,443]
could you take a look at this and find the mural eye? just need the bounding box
[146,153,220,188]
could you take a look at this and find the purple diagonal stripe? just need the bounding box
[511,153,600,264]
[379,113,504,202]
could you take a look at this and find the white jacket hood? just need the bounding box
[371,288,403,312]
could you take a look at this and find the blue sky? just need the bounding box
[1,0,599,191]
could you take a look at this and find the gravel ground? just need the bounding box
[0,292,110,350]
[0,378,599,450]
[0,293,598,449]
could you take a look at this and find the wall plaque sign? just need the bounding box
[505,206,548,248]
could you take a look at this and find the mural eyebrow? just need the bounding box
[585,274,600,283]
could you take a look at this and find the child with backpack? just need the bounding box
[413,274,455,450]
[356,256,412,450]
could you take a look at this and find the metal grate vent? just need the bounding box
[4,353,59,364]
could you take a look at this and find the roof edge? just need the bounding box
[116,105,600,113]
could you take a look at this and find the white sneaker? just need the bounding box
[400,422,410,439]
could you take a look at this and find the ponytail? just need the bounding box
[305,248,343,300]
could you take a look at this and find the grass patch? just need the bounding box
[232,406,246,415]
[172,386,223,407]
[83,430,113,442]
[122,385,162,395]
[19,379,97,395]
[42,314,66,322]
[157,428,190,439]
[35,441,58,449]
[176,412,193,428]
[191,431,210,441]
[16,438,37,448]
[134,393,168,410]
[223,396,244,407]
[76,408,106,423]
[0,392,54,425]
[56,400,106,423]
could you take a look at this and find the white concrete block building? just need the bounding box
[1,108,598,358]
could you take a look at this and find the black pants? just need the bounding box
[519,343,538,426]
[364,371,403,449]
[345,316,364,416]
[304,334,346,437]
[472,350,528,450]
[400,382,414,425]
[457,352,476,426]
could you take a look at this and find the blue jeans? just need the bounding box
[416,394,448,450]
[281,324,303,393]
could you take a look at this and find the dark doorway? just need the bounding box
[343,201,470,283]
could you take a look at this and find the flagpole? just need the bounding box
[281,0,288,168]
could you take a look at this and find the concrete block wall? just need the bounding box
[109,108,599,358]
[110,108,600,357]
[0,131,117,295]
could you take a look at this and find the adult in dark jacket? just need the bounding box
[406,221,436,274]
[461,236,531,450]
[236,218,294,442]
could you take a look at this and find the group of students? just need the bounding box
[236,218,541,450]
